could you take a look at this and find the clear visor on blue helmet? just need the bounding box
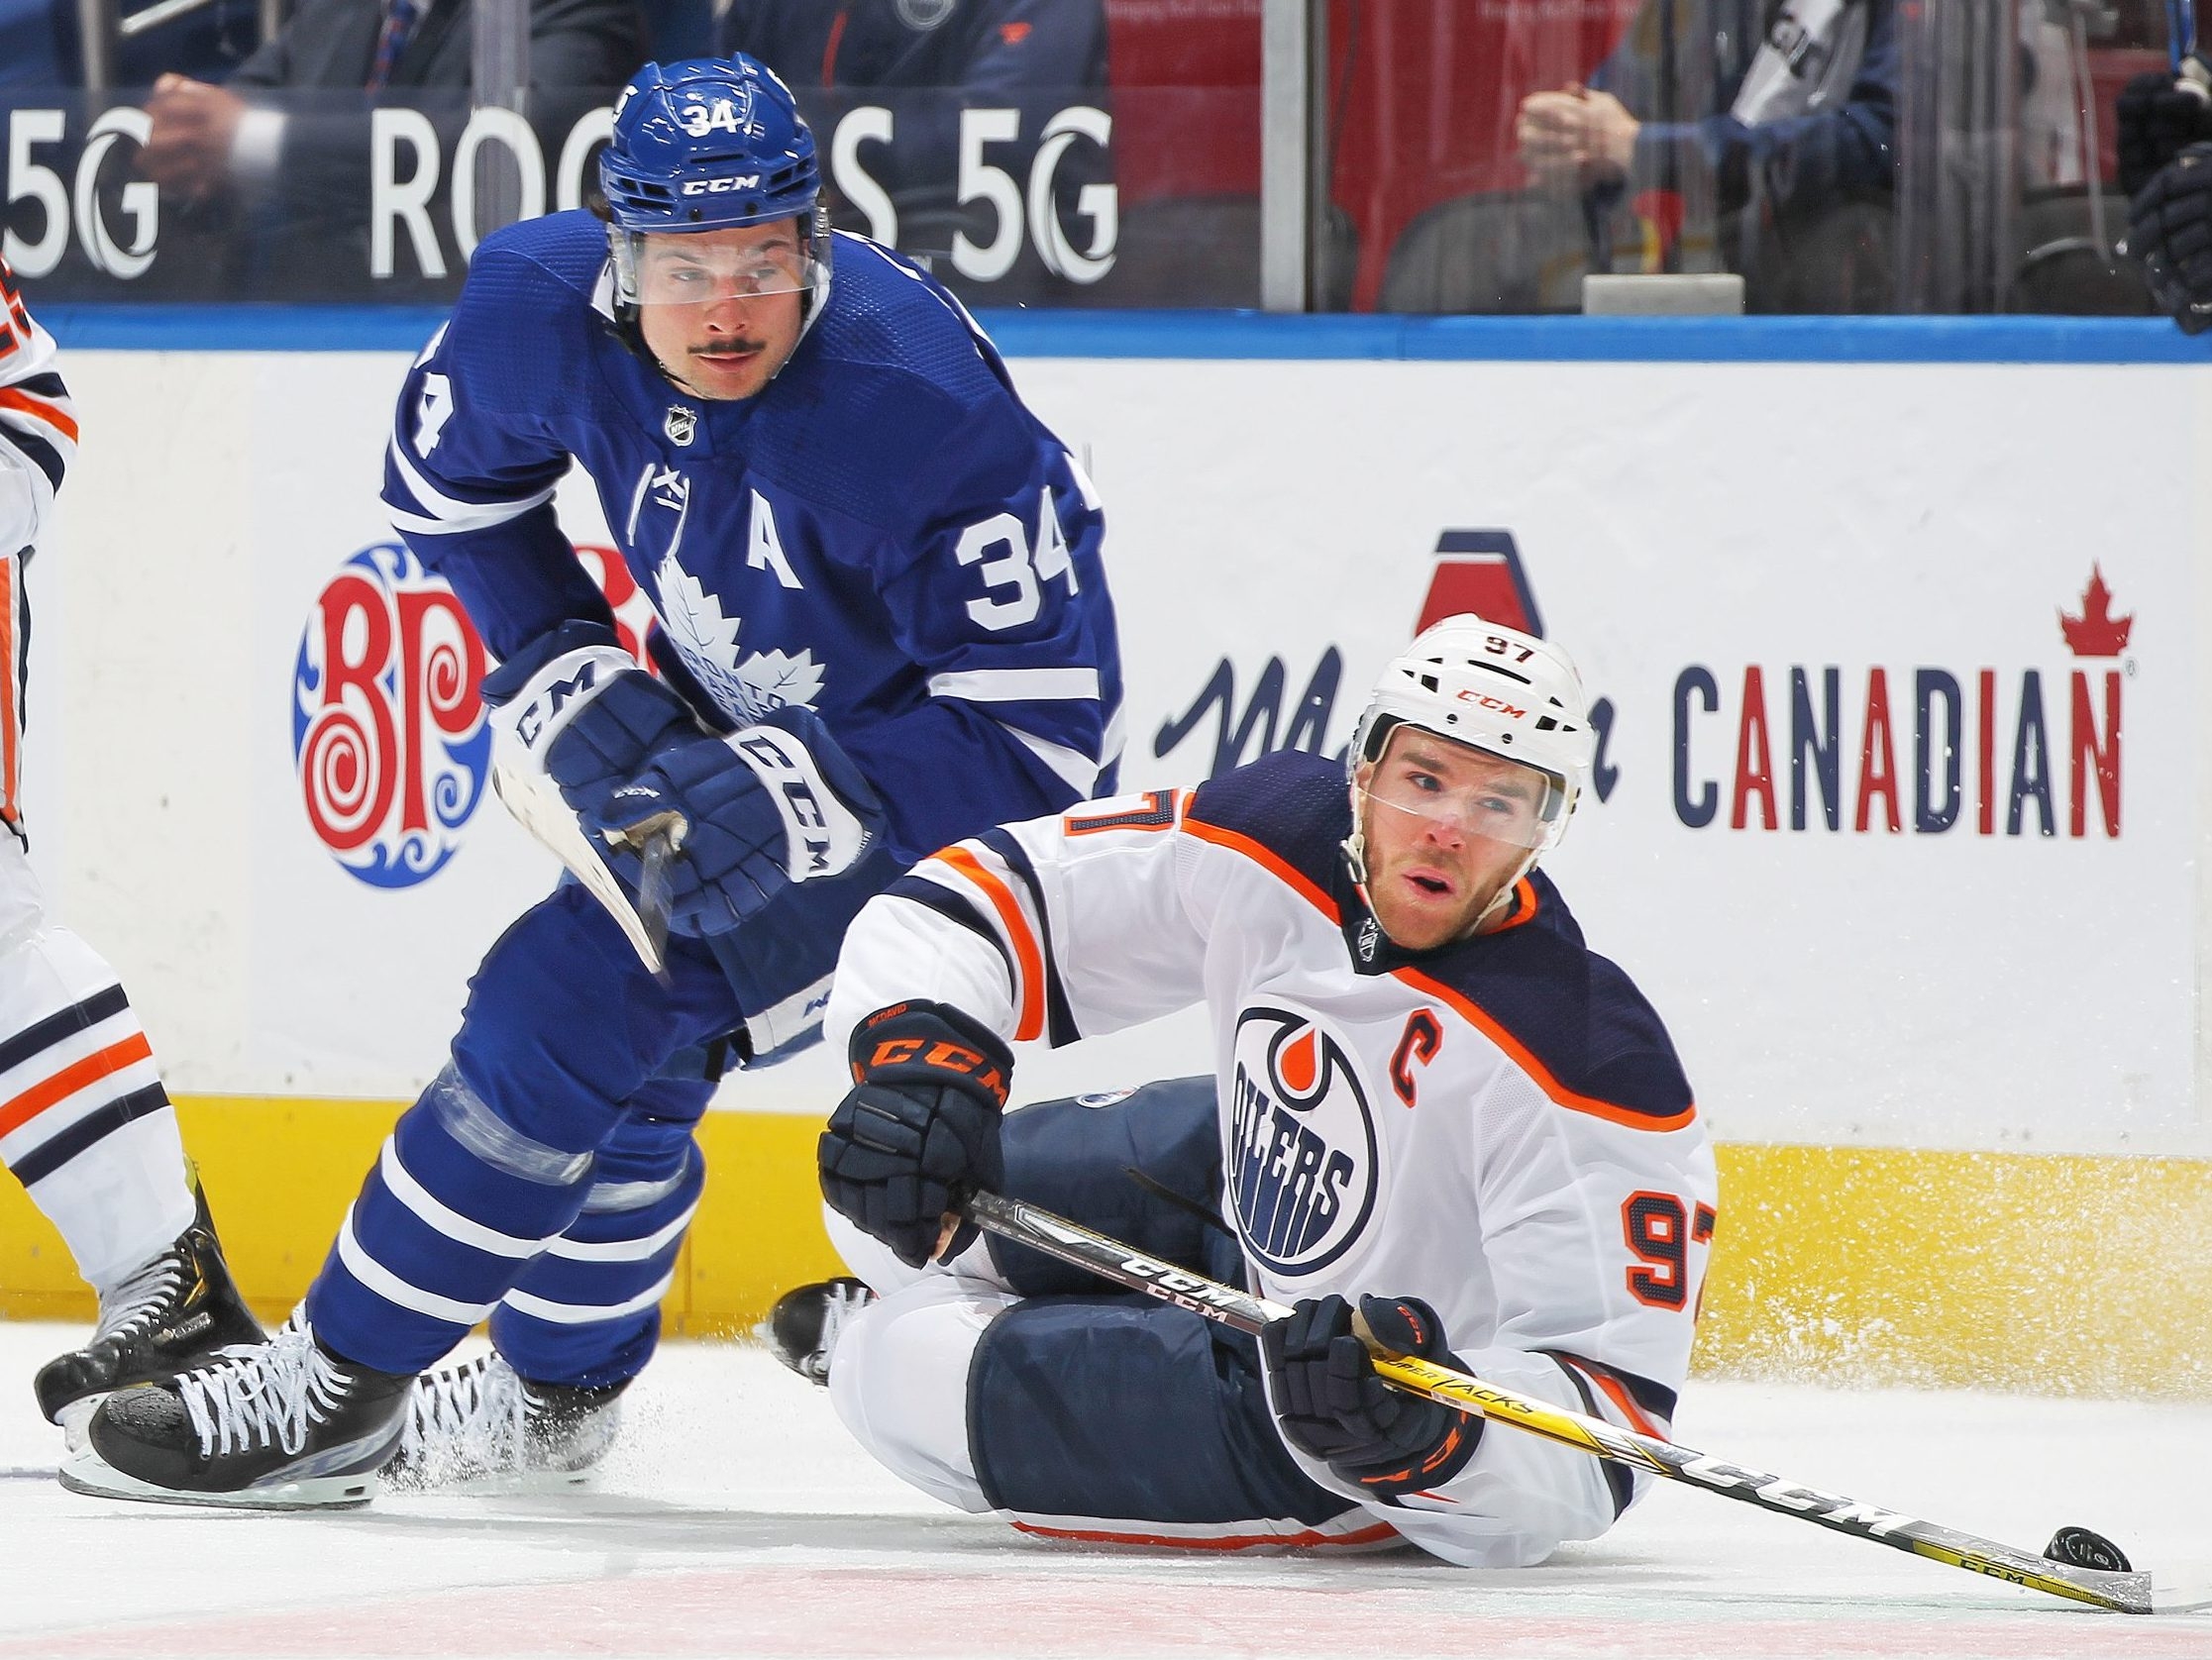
[609,218,825,308]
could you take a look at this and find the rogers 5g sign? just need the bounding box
[828,103,1116,285]
[3,107,157,279]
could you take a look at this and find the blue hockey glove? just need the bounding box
[588,705,885,938]
[482,620,700,825]
[818,1001,1012,1269]
[2118,64,2212,196]
[1261,1294,1482,1503]
[2128,144,2212,335]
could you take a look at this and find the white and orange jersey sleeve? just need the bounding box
[824,786,1213,1055]
[0,259,76,559]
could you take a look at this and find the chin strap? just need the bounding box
[1342,789,1537,945]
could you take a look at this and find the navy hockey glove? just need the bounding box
[2128,144,2212,335]
[2118,64,2212,196]
[588,706,885,937]
[482,620,700,826]
[1261,1294,1481,1504]
[818,1002,1012,1269]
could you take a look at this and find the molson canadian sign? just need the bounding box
[1670,567,2130,841]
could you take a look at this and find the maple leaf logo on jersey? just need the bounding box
[655,554,828,721]
[2059,565,2133,658]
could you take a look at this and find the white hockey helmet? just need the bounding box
[1346,614,1597,860]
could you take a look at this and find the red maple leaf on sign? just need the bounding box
[2059,565,2133,657]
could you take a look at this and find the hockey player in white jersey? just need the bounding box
[0,258,263,1432]
[793,615,1716,1565]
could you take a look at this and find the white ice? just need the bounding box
[1,1320,2208,1660]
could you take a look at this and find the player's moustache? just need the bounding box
[695,338,766,358]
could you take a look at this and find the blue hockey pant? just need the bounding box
[304,881,742,1385]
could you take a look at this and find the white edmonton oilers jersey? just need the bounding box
[0,258,73,563]
[825,749,1719,1566]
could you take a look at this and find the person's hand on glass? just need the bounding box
[139,74,249,201]
[1516,85,1639,193]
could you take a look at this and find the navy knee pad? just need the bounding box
[993,1076,1240,1296]
[969,1294,1348,1530]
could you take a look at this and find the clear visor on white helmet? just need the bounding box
[1356,724,1570,853]
[609,218,827,308]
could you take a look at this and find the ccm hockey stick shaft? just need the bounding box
[963,1189,2192,1615]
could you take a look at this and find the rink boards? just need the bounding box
[3,312,2209,1396]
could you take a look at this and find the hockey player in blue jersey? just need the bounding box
[780,617,1713,1564]
[63,52,1122,1508]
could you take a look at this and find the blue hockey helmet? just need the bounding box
[600,55,821,233]
[596,55,834,365]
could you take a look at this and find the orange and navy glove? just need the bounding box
[1262,1294,1482,1504]
[818,1001,1012,1268]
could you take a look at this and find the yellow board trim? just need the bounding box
[0,1100,2206,1400]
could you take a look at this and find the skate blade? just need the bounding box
[54,1398,99,1454]
[57,1445,379,1511]
[383,1463,605,1499]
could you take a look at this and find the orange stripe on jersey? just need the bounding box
[0,554,16,824]
[1561,1355,1664,1439]
[0,1032,154,1140]
[1400,962,1698,1133]
[934,844,1045,1043]
[1012,1518,1401,1551]
[1183,818,1695,1134]
[0,385,79,445]
[1490,879,1540,932]
[1182,817,1341,919]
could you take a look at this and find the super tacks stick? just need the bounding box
[962,1189,2208,1615]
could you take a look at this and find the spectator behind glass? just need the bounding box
[1,0,261,89]
[1398,0,1895,313]
[718,0,1106,301]
[131,0,644,297]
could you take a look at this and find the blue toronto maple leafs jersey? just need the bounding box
[381,209,1122,866]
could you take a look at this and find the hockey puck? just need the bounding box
[2045,1526,2132,1574]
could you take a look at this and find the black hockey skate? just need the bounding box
[383,1352,629,1492]
[34,1179,264,1428]
[760,1278,875,1386]
[60,1309,412,1509]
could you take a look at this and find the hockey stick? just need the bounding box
[962,1189,2205,1616]
[491,758,677,979]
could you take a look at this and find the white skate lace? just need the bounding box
[176,1315,351,1459]
[91,1250,188,1345]
[396,1355,525,1481]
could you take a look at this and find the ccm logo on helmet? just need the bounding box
[682,175,763,195]
[1456,690,1529,720]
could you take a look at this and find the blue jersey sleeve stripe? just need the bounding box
[384,431,560,535]
[883,874,1018,992]
[974,827,1079,1048]
[1544,1355,1639,1518]
[927,667,1102,702]
[0,425,63,494]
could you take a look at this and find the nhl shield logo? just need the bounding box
[896,0,956,28]
[665,405,697,447]
[1226,1004,1382,1277]
[1355,916,1381,963]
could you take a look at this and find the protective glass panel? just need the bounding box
[1341,0,2180,314]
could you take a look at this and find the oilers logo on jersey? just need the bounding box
[1227,1004,1383,1277]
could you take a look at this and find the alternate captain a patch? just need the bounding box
[1226,1004,1382,1278]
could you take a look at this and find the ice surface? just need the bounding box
[1,1321,2208,1659]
